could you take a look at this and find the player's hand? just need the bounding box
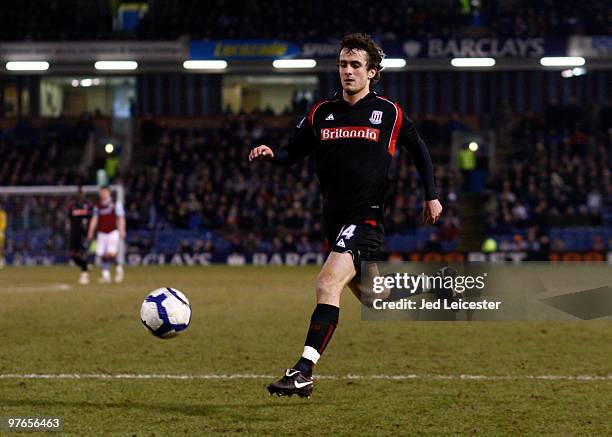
[248,145,274,162]
[423,199,443,224]
[119,231,126,240]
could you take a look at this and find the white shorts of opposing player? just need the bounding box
[96,230,120,257]
[96,230,124,283]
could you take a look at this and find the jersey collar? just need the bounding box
[334,90,378,108]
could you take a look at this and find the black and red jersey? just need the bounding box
[270,91,437,224]
[68,198,93,235]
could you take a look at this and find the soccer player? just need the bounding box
[87,186,126,283]
[66,187,93,284]
[249,33,442,397]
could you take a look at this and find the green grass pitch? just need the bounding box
[0,266,610,436]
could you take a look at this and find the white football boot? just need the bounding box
[78,271,90,285]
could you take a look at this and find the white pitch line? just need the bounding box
[2,283,72,293]
[0,373,610,381]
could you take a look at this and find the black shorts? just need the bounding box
[325,221,385,268]
[69,233,86,251]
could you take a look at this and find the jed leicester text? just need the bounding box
[372,298,502,311]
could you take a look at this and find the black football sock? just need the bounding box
[72,255,88,272]
[293,303,339,377]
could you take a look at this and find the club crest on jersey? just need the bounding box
[369,110,383,125]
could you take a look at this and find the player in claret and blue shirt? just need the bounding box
[249,33,443,397]
[87,186,126,284]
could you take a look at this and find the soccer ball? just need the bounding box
[140,288,192,338]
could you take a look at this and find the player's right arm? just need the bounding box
[248,145,275,161]
[248,116,316,167]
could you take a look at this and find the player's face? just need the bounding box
[338,48,376,95]
[99,188,110,202]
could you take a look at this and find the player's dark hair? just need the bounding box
[337,33,385,90]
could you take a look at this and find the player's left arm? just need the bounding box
[116,202,126,240]
[398,112,443,224]
[87,208,98,240]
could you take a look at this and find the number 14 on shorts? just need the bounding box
[337,225,356,241]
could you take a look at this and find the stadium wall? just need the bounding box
[133,71,609,118]
[2,70,609,119]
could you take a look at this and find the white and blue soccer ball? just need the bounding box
[140,288,192,338]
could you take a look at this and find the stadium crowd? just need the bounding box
[483,102,611,251]
[137,0,610,40]
[0,112,459,256]
[2,0,609,41]
[0,117,90,187]
[2,99,610,256]
[0,115,94,259]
